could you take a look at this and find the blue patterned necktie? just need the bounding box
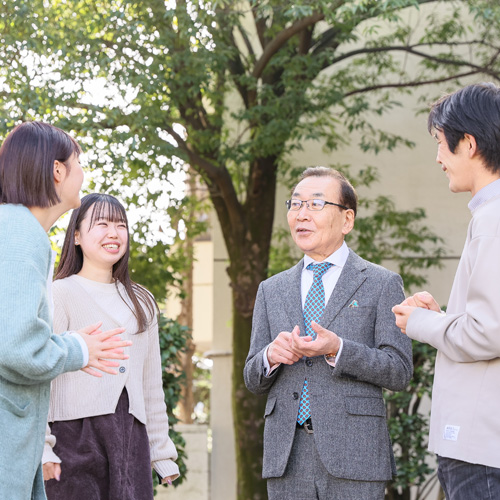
[297,261,333,425]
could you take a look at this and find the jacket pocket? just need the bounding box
[0,393,32,417]
[264,396,276,418]
[345,395,386,417]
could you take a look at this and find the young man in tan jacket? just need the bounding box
[393,82,500,500]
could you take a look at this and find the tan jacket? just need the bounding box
[408,193,500,468]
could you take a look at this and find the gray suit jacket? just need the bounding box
[244,249,413,481]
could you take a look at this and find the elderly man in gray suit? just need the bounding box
[244,166,413,500]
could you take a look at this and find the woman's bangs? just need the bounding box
[88,199,127,229]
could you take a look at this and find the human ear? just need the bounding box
[342,209,355,236]
[74,229,80,246]
[463,133,478,158]
[53,160,66,185]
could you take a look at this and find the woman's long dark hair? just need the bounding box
[55,193,158,333]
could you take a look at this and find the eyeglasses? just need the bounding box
[286,199,349,211]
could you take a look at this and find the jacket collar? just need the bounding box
[282,249,367,334]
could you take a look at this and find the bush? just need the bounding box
[154,313,191,492]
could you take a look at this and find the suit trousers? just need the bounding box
[267,427,386,500]
[437,455,500,500]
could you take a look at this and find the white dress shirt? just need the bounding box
[263,242,350,375]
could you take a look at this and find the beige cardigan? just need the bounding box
[43,275,179,480]
[407,193,500,468]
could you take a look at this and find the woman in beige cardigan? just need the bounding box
[43,193,179,499]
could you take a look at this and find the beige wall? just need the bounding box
[192,239,215,353]
[165,239,214,354]
[207,212,236,500]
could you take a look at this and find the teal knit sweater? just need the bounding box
[0,204,84,500]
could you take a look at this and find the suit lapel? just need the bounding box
[282,259,307,336]
[321,250,367,329]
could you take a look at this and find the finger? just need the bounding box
[81,366,103,377]
[400,305,415,314]
[401,296,418,307]
[291,326,312,344]
[107,336,126,343]
[392,305,407,314]
[277,352,301,365]
[97,359,120,367]
[310,321,327,335]
[78,322,103,335]
[89,362,119,375]
[97,351,129,361]
[414,292,440,310]
[291,333,312,353]
[97,327,126,340]
[54,463,61,481]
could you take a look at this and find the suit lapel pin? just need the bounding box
[348,300,359,308]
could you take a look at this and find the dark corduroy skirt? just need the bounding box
[45,389,153,500]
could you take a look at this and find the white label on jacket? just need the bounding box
[443,425,460,441]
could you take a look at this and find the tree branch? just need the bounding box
[326,43,500,72]
[164,123,245,241]
[298,24,314,55]
[250,0,268,50]
[344,70,496,98]
[252,11,325,80]
[236,23,255,60]
[227,31,251,109]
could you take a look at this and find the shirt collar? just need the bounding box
[468,178,500,213]
[303,241,349,269]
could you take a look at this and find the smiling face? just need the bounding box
[434,129,475,194]
[56,152,84,211]
[287,175,355,261]
[75,203,128,278]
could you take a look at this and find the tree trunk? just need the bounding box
[203,155,278,499]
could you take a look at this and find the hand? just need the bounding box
[392,291,441,335]
[267,326,302,366]
[78,322,131,377]
[392,304,416,334]
[290,321,340,357]
[43,462,61,482]
[412,291,441,312]
[161,475,176,485]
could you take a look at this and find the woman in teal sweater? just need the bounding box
[0,122,131,500]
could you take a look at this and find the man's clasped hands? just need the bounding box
[267,322,341,366]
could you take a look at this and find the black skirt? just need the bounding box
[45,389,154,500]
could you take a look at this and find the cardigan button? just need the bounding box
[306,359,313,367]
[119,366,126,373]
[293,392,299,400]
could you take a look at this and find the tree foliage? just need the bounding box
[155,313,191,491]
[1,1,500,498]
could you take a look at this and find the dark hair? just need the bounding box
[428,82,500,173]
[55,193,158,333]
[295,166,358,215]
[0,121,81,207]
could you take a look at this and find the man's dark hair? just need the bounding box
[295,166,358,215]
[428,82,500,173]
[0,121,81,207]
